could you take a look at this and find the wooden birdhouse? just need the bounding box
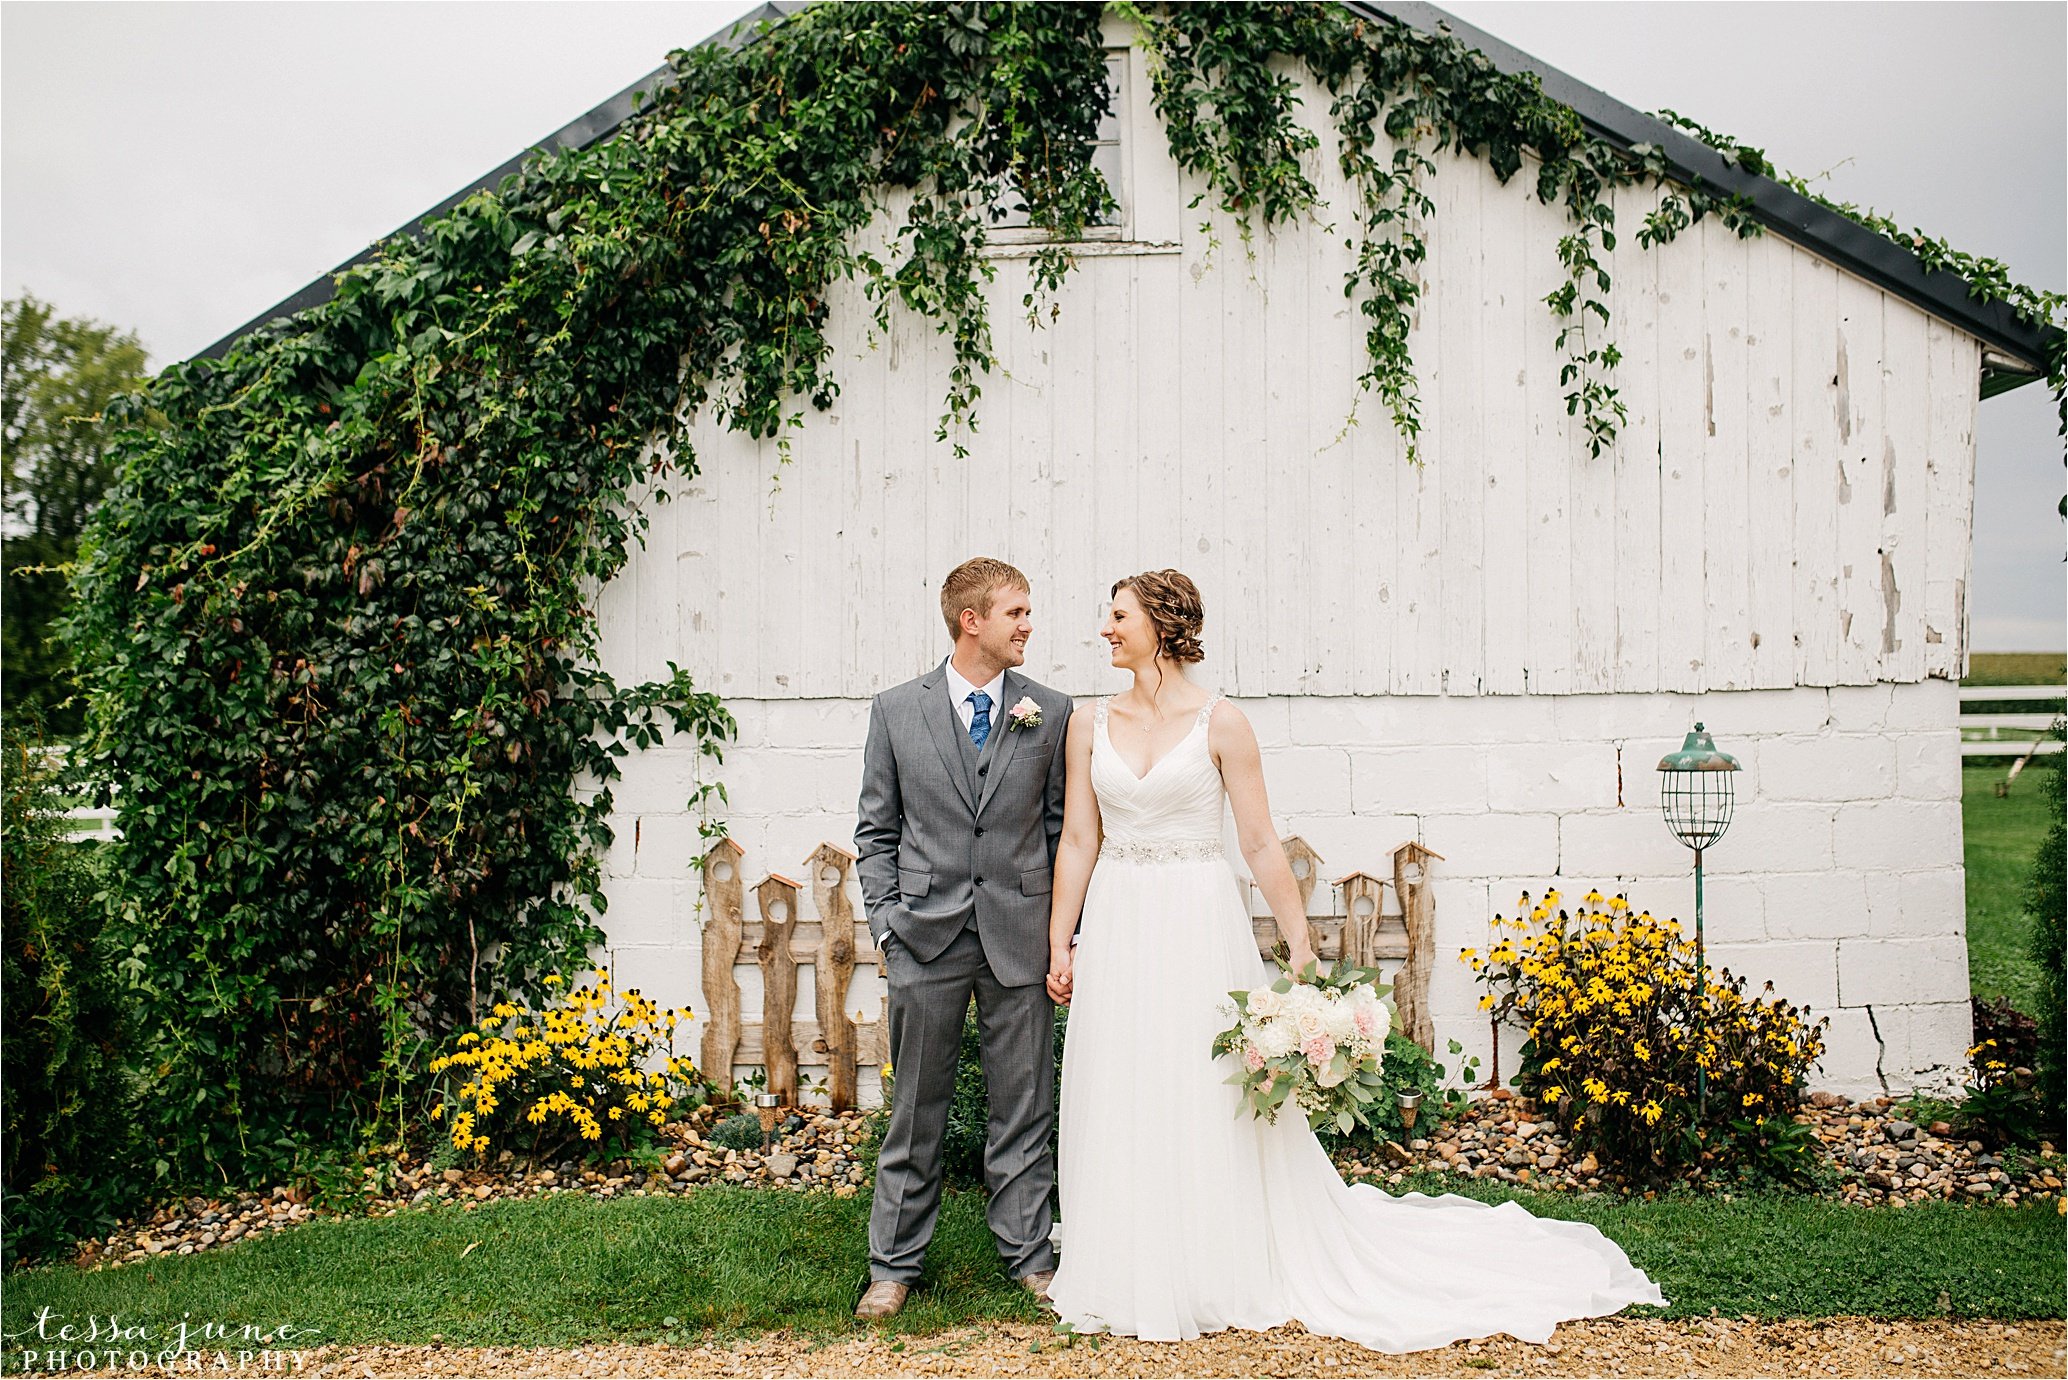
[805,843,863,1110]
[698,837,749,1084]
[1389,840,1445,1051]
[1333,869,1390,968]
[755,872,803,1101]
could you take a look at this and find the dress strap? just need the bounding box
[1094,696,1110,729]
[1195,690,1224,731]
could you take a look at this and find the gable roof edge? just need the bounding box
[1350,1,2059,391]
[196,0,2057,392]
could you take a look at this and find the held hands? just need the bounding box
[1046,944,1074,1006]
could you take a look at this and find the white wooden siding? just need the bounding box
[594,42,1982,701]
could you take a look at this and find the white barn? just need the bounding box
[214,2,2058,1104]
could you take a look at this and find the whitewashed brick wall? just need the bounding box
[582,677,1973,1107]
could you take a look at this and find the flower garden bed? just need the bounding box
[55,1088,2061,1273]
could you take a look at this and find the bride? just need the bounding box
[1040,569,1667,1353]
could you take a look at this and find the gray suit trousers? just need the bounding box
[869,926,1057,1284]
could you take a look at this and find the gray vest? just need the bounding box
[948,684,1006,930]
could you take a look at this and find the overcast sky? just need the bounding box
[3,0,2061,650]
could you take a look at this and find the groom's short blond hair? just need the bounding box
[940,557,1030,641]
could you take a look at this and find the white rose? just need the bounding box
[1251,1019,1296,1060]
[1322,995,1356,1042]
[1315,1060,1350,1089]
[1247,988,1284,1019]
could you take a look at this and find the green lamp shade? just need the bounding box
[1658,722,1738,848]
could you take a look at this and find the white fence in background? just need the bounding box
[1958,685,2066,759]
[62,799,119,841]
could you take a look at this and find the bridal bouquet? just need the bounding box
[1211,958,1394,1134]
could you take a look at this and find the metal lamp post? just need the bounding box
[1657,723,1740,1121]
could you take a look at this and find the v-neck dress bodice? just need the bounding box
[1091,693,1228,862]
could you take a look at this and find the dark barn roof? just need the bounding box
[200,0,2057,391]
[1354,3,2057,392]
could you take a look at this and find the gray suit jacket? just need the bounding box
[855,658,1072,987]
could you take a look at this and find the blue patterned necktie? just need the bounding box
[967,690,992,749]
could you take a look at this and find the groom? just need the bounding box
[853,557,1073,1320]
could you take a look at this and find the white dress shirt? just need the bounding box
[944,660,1006,737]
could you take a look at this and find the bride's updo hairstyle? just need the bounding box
[1111,569,1206,664]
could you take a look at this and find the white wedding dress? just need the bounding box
[1047,692,1667,1353]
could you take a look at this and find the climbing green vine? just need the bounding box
[1117,2,1767,461]
[68,0,1116,1185]
[63,0,2061,1190]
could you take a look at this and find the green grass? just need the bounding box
[4,1182,2060,1349]
[1962,760,2055,1013]
[1965,653,2066,689]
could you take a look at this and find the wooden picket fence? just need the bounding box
[697,834,1443,1110]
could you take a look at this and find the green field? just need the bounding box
[1961,655,2062,1013]
[1962,760,2057,1012]
[1965,652,2067,688]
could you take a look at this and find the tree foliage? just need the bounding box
[2026,733,2064,1127]
[2,293,149,737]
[1,725,145,1266]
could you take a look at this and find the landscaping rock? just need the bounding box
[50,1093,2068,1274]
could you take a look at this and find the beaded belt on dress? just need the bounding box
[1098,837,1225,863]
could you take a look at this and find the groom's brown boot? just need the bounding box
[854,1281,909,1320]
[1019,1270,1056,1309]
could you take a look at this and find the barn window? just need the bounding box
[987,48,1127,243]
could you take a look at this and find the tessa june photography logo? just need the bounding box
[5,1310,320,1374]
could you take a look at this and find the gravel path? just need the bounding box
[245,1318,2066,1377]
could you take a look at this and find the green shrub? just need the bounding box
[1955,1035,2047,1149]
[710,1113,766,1153]
[2025,728,2064,1129]
[1,724,145,1265]
[1314,1030,1453,1161]
[1467,885,1830,1188]
[424,967,705,1164]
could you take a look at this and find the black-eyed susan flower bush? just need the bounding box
[1462,887,1830,1187]
[428,968,709,1163]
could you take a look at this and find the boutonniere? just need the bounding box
[1006,695,1042,731]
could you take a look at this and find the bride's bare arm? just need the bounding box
[1211,700,1321,977]
[1046,704,1101,1003]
